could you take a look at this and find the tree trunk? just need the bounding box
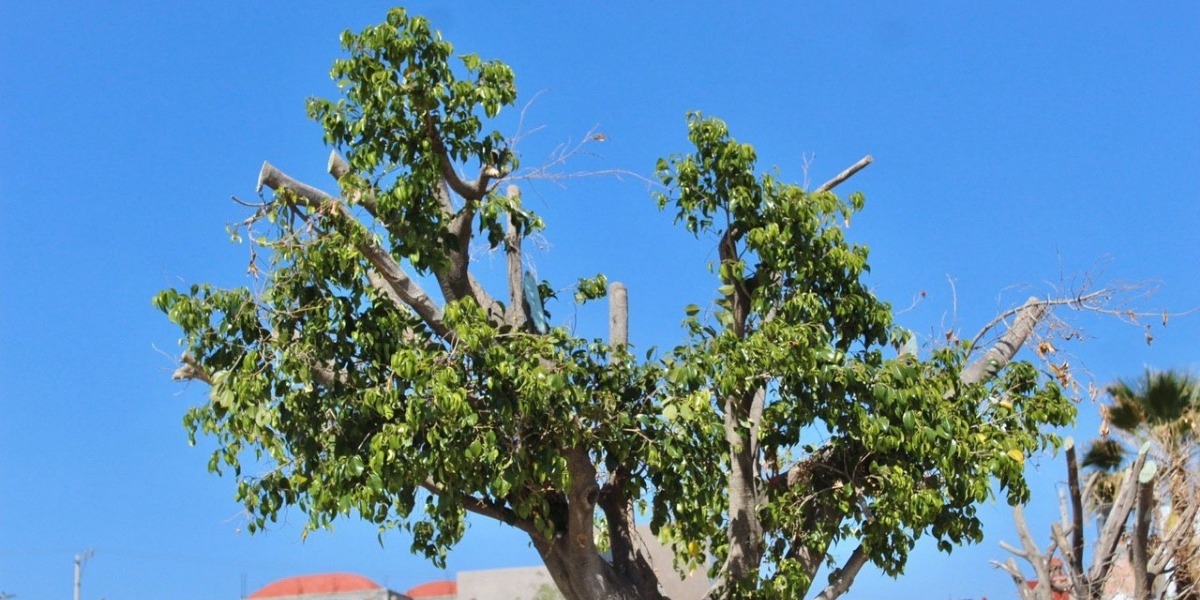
[722,388,765,586]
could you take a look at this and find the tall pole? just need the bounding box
[74,549,93,600]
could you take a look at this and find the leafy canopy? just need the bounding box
[156,8,1074,597]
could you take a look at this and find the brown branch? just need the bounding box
[420,479,541,540]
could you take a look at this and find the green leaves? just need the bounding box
[574,274,608,304]
[651,113,1074,594]
[157,11,1077,599]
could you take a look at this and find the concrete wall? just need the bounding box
[456,567,561,600]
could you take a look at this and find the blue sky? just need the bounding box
[1,2,1197,599]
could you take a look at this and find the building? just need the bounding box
[248,573,409,600]
[248,526,708,600]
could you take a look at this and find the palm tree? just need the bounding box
[1082,369,1200,599]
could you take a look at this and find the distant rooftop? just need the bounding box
[248,573,385,598]
[404,580,456,598]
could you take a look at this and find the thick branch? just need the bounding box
[437,179,478,305]
[609,282,628,347]
[356,233,453,341]
[1090,443,1150,586]
[814,155,873,193]
[423,114,498,201]
[420,479,542,540]
[172,353,212,384]
[326,151,379,217]
[598,469,662,598]
[564,447,600,553]
[1132,461,1157,600]
[813,544,870,600]
[258,161,453,341]
[1065,439,1086,580]
[722,386,766,582]
[960,296,1046,386]
[1149,492,1200,574]
[505,186,526,328]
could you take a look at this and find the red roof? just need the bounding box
[405,580,457,598]
[249,573,383,598]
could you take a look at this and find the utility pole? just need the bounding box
[74,549,94,600]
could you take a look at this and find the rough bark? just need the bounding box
[722,388,765,583]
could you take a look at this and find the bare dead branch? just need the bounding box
[1149,491,1200,574]
[172,353,212,384]
[1090,443,1151,586]
[509,126,659,190]
[814,155,873,193]
[991,557,1035,600]
[610,282,628,348]
[960,296,1047,386]
[1132,460,1157,599]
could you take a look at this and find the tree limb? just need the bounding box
[326,151,380,217]
[1090,443,1151,586]
[960,296,1047,386]
[1149,490,1200,574]
[609,282,628,348]
[814,155,873,193]
[423,113,499,201]
[1065,439,1086,580]
[1132,460,1157,600]
[813,544,870,600]
[172,353,212,384]
[258,161,453,341]
[505,185,526,328]
[420,479,542,541]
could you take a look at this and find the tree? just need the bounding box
[1087,370,1200,599]
[157,9,1090,599]
[994,371,1200,600]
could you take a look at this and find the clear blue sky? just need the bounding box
[2,3,1197,599]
